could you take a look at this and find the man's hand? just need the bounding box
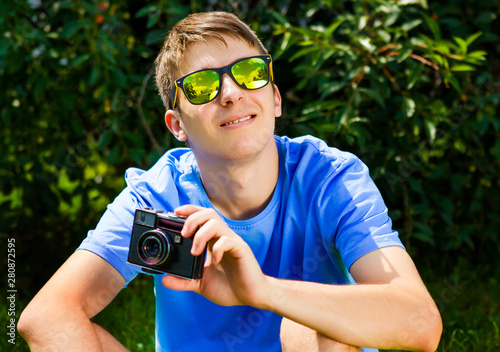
[161,205,269,308]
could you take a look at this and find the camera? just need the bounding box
[128,208,206,279]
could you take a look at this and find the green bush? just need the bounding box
[0,0,498,296]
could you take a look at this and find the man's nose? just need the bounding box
[218,73,244,106]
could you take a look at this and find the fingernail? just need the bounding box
[191,245,198,254]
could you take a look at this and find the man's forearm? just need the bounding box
[19,251,129,351]
[261,277,441,352]
[19,310,128,352]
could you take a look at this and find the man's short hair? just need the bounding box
[155,11,268,110]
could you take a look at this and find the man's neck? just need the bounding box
[195,142,280,220]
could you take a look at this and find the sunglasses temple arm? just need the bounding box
[269,56,274,82]
[171,83,179,109]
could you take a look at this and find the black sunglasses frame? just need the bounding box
[170,55,273,109]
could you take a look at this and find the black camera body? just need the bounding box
[128,208,205,279]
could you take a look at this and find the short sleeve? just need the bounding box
[77,188,146,284]
[315,152,404,271]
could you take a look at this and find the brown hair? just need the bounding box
[155,11,268,110]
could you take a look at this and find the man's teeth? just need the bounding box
[224,115,252,126]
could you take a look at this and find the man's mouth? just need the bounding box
[220,115,255,127]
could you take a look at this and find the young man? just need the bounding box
[19,11,442,352]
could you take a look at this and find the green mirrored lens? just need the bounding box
[183,70,220,104]
[232,58,269,90]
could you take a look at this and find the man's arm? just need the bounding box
[162,205,442,352]
[18,250,129,352]
[266,246,442,352]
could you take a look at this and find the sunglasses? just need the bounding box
[171,55,273,109]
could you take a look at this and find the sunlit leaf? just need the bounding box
[403,97,416,118]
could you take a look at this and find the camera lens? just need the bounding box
[138,229,172,265]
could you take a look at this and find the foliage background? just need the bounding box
[0,0,499,350]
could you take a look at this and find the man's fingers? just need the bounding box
[174,204,202,217]
[161,274,198,291]
[177,207,220,238]
[211,236,236,264]
[175,206,233,257]
[190,218,224,256]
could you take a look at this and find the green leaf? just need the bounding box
[453,36,468,54]
[454,139,467,153]
[272,12,290,26]
[57,169,79,193]
[289,46,319,61]
[316,123,337,133]
[417,33,434,48]
[397,48,412,63]
[465,31,482,46]
[359,88,386,108]
[424,119,437,141]
[409,177,424,194]
[403,97,416,118]
[451,64,476,72]
[320,81,349,99]
[407,62,423,89]
[325,18,345,38]
[413,222,435,245]
[300,100,345,119]
[338,106,350,126]
[377,29,391,43]
[111,68,127,88]
[422,13,441,40]
[62,21,81,40]
[358,37,376,52]
[274,31,291,58]
[107,145,121,165]
[358,15,369,30]
[372,0,397,11]
[147,12,160,29]
[89,65,101,85]
[136,5,157,18]
[384,12,399,27]
[466,50,487,63]
[398,0,421,5]
[299,40,315,46]
[99,45,116,64]
[73,54,90,67]
[444,73,462,94]
[402,19,423,32]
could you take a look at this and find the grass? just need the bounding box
[4,255,500,351]
[92,275,157,351]
[419,254,500,352]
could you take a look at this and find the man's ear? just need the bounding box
[165,110,188,142]
[273,84,282,118]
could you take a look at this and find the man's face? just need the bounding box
[165,35,282,165]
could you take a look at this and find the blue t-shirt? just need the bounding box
[78,135,403,352]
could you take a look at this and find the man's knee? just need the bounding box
[280,317,361,352]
